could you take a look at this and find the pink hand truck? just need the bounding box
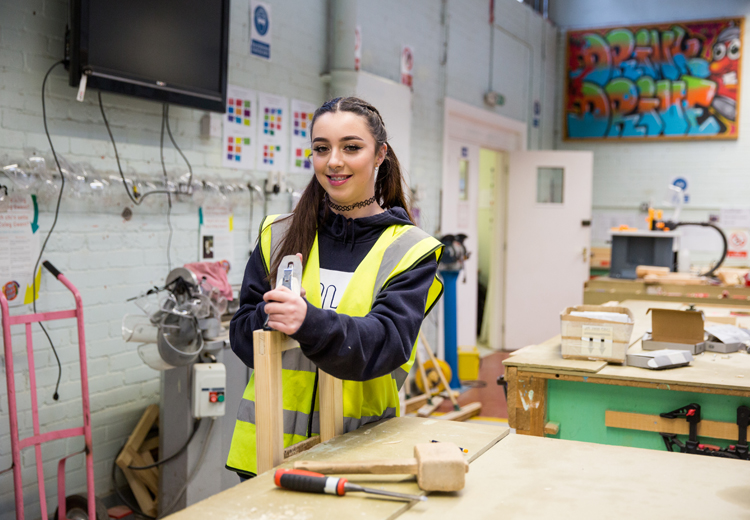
[2,261,103,520]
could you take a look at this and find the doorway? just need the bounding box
[477,148,506,351]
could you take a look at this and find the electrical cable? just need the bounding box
[35,59,67,401]
[127,418,202,470]
[164,104,194,194]
[160,104,173,271]
[159,417,216,518]
[671,221,728,278]
[98,91,172,205]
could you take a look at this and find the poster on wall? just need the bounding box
[222,85,257,169]
[256,92,288,172]
[0,194,41,307]
[198,204,235,267]
[564,17,744,141]
[250,0,272,60]
[289,99,315,174]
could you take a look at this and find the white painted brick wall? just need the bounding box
[0,0,556,516]
[553,1,750,256]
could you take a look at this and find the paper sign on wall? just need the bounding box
[289,99,316,174]
[354,25,362,71]
[257,92,288,172]
[720,208,750,230]
[401,46,413,88]
[0,195,41,307]
[199,205,235,267]
[250,0,272,60]
[727,229,749,259]
[222,85,257,170]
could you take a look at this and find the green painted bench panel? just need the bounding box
[546,379,750,451]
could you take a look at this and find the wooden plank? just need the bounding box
[605,410,750,441]
[417,396,444,417]
[502,337,608,373]
[122,466,157,517]
[506,366,517,429]
[124,448,158,494]
[404,394,430,413]
[439,401,482,421]
[318,370,343,442]
[164,417,509,520]
[544,422,560,435]
[139,436,159,453]
[420,331,460,409]
[529,377,547,436]
[253,329,287,474]
[283,436,321,459]
[116,404,159,468]
[519,369,750,398]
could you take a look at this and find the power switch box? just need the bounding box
[192,363,226,418]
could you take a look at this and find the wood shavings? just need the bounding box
[382,440,402,444]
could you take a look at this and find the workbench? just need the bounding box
[504,300,750,451]
[165,416,750,519]
[585,277,750,306]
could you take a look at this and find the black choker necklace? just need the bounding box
[327,195,377,212]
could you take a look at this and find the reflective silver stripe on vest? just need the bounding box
[372,227,432,303]
[282,348,316,372]
[236,401,395,435]
[343,408,397,431]
[391,367,409,389]
[236,398,312,437]
[268,214,293,271]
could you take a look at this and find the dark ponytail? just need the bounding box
[269,97,412,281]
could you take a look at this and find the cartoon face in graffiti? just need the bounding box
[710,25,741,121]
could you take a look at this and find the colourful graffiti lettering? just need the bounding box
[566,18,742,140]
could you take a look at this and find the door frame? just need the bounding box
[439,97,528,356]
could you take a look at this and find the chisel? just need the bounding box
[274,468,427,502]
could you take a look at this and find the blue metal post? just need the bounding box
[440,270,461,389]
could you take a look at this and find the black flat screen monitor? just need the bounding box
[68,0,229,112]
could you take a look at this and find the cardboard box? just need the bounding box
[703,324,750,353]
[627,349,693,370]
[641,332,706,354]
[704,341,741,353]
[560,305,634,364]
[647,308,704,343]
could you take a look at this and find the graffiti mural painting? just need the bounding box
[565,18,743,140]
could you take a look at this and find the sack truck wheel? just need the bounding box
[54,494,110,520]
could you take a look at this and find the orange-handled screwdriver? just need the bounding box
[274,468,427,502]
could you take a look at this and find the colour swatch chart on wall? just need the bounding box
[257,92,288,172]
[289,99,315,174]
[222,85,257,169]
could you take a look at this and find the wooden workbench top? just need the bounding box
[165,417,508,520]
[399,434,750,519]
[503,300,750,392]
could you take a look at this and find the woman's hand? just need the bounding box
[263,286,307,335]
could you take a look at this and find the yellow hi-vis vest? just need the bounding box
[226,214,444,476]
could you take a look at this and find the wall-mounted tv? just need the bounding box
[68,0,230,112]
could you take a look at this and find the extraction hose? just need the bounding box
[671,222,728,278]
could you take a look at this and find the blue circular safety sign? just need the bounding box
[672,177,688,191]
[254,6,269,36]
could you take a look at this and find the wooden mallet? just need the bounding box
[293,442,469,492]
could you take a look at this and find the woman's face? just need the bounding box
[311,111,386,208]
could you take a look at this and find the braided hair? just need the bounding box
[267,96,412,281]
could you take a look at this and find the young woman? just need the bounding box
[226,97,444,479]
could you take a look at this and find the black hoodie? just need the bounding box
[229,207,438,381]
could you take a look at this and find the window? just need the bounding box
[537,167,564,204]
